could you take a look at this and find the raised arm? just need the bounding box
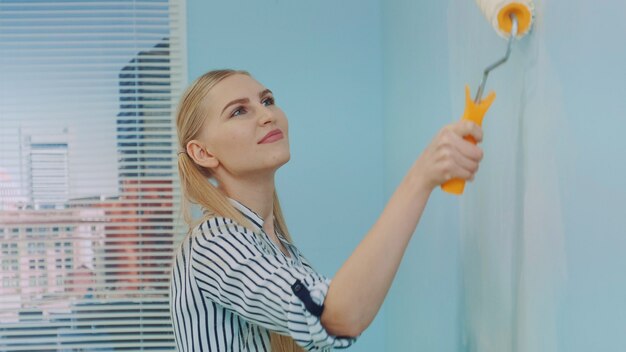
[321,120,484,337]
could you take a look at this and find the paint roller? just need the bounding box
[441,0,534,195]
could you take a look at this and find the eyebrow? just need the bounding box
[220,89,273,115]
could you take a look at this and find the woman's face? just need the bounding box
[193,73,290,178]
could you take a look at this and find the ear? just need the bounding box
[186,140,219,169]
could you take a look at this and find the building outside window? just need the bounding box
[0,1,186,350]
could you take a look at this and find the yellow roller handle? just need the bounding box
[441,85,495,195]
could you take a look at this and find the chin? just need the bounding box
[253,147,290,173]
[272,151,291,169]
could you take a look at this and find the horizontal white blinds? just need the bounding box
[0,0,186,350]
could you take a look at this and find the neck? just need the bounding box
[217,171,276,234]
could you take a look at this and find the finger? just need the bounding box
[439,151,476,182]
[452,152,480,175]
[450,163,473,181]
[454,138,484,161]
[469,164,480,181]
[450,120,483,143]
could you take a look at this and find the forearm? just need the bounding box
[321,167,433,337]
[320,120,484,337]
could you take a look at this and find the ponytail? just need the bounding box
[177,151,249,230]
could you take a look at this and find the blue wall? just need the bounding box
[382,0,626,351]
[188,0,626,351]
[186,1,385,351]
[381,1,461,351]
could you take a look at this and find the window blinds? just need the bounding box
[0,1,186,350]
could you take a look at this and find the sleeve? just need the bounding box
[189,217,358,351]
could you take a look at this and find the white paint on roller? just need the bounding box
[475,0,534,38]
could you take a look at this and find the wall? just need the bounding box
[187,1,626,351]
[450,1,626,351]
[186,1,385,351]
[383,0,626,351]
[381,1,462,351]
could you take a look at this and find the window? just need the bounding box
[0,1,186,350]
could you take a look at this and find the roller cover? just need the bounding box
[475,0,534,38]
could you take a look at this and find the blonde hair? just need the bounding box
[176,69,305,352]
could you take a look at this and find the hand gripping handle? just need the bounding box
[441,85,495,195]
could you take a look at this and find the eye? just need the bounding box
[230,106,246,117]
[262,96,275,106]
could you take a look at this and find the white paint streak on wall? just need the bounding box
[448,1,567,351]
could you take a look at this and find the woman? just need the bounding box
[171,69,483,351]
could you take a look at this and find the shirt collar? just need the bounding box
[227,198,291,246]
[228,197,264,231]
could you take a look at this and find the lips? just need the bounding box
[258,129,284,144]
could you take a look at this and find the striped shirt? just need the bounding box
[170,198,358,351]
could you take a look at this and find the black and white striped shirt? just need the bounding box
[170,198,358,351]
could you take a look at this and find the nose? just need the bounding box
[258,105,276,126]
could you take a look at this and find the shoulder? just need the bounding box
[189,215,262,259]
[193,215,250,236]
